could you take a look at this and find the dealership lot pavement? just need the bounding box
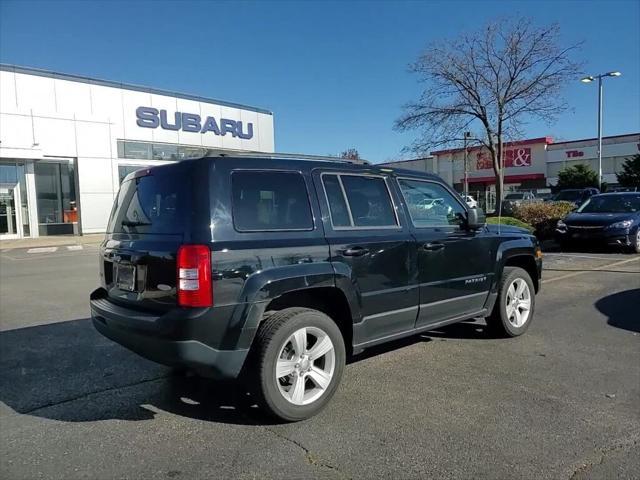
[1,247,638,479]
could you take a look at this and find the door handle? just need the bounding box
[343,247,369,257]
[422,242,445,251]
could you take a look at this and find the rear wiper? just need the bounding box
[121,219,152,227]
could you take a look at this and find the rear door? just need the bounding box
[395,177,494,327]
[99,160,211,312]
[313,170,418,346]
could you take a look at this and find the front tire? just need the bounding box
[248,307,345,422]
[486,266,535,337]
[632,228,640,254]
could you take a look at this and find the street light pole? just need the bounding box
[463,131,470,196]
[597,75,603,189]
[581,71,621,190]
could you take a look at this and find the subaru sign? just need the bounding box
[136,106,253,139]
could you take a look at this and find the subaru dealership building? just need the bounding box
[0,64,274,240]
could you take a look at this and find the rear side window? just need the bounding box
[322,174,398,228]
[322,175,351,227]
[107,170,189,234]
[231,171,313,231]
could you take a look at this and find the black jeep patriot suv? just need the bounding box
[91,156,542,421]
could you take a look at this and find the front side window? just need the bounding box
[398,178,466,228]
[322,174,398,228]
[231,171,313,231]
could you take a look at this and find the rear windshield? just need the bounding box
[505,193,525,200]
[107,170,190,234]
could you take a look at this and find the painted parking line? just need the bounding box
[66,245,84,251]
[543,252,629,261]
[26,247,58,254]
[542,256,640,284]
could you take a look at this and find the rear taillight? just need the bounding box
[177,245,213,308]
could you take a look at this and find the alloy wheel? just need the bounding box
[275,326,336,406]
[505,278,532,328]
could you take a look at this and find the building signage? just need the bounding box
[476,148,532,170]
[135,106,253,139]
[565,150,584,158]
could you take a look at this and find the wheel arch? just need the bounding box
[263,287,354,355]
[503,254,540,292]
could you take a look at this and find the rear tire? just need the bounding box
[486,267,535,337]
[248,307,346,422]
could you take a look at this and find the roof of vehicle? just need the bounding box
[591,192,640,196]
[185,154,446,182]
[125,154,450,186]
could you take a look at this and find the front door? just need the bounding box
[395,177,494,328]
[0,183,22,240]
[313,170,418,347]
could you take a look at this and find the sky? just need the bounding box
[1,0,639,163]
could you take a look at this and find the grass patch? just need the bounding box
[486,216,534,232]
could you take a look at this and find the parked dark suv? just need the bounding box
[90,156,542,421]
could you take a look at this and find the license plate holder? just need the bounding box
[116,263,137,292]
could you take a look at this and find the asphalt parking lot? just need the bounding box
[0,245,638,479]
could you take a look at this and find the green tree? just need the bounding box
[616,154,640,187]
[556,164,599,189]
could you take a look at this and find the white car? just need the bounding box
[463,195,478,208]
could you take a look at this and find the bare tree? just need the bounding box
[395,18,582,214]
[340,148,361,160]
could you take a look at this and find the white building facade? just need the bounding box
[0,64,274,240]
[546,133,640,186]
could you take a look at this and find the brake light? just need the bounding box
[177,245,213,307]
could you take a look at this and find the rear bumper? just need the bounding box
[90,290,249,379]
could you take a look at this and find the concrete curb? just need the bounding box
[0,234,104,251]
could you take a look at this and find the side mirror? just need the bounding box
[467,207,486,229]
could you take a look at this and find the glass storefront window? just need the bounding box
[0,162,29,238]
[118,141,153,160]
[152,143,178,161]
[118,165,145,183]
[34,161,77,235]
[178,146,206,160]
[117,140,207,161]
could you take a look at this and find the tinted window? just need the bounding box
[340,175,397,227]
[505,193,526,200]
[398,179,466,227]
[577,194,640,213]
[322,175,351,227]
[232,171,313,231]
[554,190,581,201]
[107,170,189,234]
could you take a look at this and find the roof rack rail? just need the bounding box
[203,149,371,165]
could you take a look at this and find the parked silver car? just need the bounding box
[502,192,539,216]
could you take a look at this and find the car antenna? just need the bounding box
[497,191,502,235]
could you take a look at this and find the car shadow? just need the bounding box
[0,317,489,426]
[594,289,640,333]
[0,318,273,425]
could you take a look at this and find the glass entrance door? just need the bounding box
[0,183,22,239]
